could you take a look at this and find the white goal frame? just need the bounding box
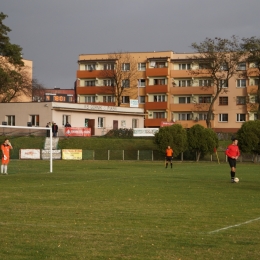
[1,125,53,173]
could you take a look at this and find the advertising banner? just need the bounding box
[62,149,82,160]
[160,122,175,127]
[41,150,62,160]
[133,128,159,137]
[65,127,91,137]
[20,149,41,159]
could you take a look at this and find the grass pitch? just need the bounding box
[0,160,259,260]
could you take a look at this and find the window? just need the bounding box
[236,96,246,105]
[153,112,165,118]
[179,64,191,70]
[199,79,212,86]
[85,95,96,103]
[122,96,130,103]
[219,97,228,105]
[84,80,96,86]
[103,96,114,102]
[178,80,191,87]
[98,117,104,128]
[220,63,228,70]
[237,79,246,88]
[179,97,191,104]
[237,62,246,70]
[153,95,166,102]
[197,113,213,120]
[103,79,114,86]
[219,114,228,122]
[103,63,114,70]
[139,96,145,104]
[237,114,246,122]
[6,115,15,126]
[62,115,71,126]
[251,78,259,86]
[122,79,130,88]
[155,62,166,68]
[122,63,130,71]
[30,115,39,126]
[132,119,138,128]
[178,113,192,120]
[254,113,258,120]
[153,79,166,85]
[198,113,207,120]
[138,63,146,71]
[199,96,211,103]
[220,80,228,88]
[199,63,211,69]
[85,64,95,71]
[138,79,146,87]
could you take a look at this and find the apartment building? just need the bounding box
[76,51,258,133]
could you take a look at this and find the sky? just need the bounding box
[1,0,260,89]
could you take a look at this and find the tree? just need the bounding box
[236,120,260,162]
[190,36,244,128]
[0,12,24,66]
[100,52,138,106]
[187,124,218,161]
[0,12,32,102]
[241,37,260,119]
[32,78,46,102]
[154,124,188,157]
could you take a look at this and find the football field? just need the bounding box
[0,160,259,259]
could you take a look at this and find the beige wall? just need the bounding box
[0,102,144,136]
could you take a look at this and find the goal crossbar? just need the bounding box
[1,125,53,173]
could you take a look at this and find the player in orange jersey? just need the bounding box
[1,138,13,175]
[165,145,174,168]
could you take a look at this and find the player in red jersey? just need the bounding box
[225,137,240,183]
[1,138,13,175]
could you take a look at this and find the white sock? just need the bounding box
[4,165,7,174]
[1,165,3,174]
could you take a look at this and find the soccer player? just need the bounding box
[165,145,174,168]
[225,137,240,183]
[1,138,13,175]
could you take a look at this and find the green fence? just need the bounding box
[9,149,259,162]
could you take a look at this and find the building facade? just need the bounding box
[0,102,144,136]
[76,51,259,133]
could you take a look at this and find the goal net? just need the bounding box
[0,125,53,173]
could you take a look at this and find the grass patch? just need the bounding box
[0,161,259,259]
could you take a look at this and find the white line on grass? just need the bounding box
[208,216,260,234]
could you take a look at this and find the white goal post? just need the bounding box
[0,125,53,173]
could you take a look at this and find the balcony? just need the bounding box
[247,85,258,95]
[247,68,259,77]
[146,85,168,94]
[146,67,168,77]
[144,118,166,127]
[145,102,167,110]
[170,103,212,112]
[77,70,107,78]
[175,120,213,129]
[76,86,114,95]
[246,103,259,112]
[170,86,214,95]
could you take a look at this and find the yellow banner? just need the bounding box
[62,149,82,160]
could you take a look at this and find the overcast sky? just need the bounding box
[2,0,260,89]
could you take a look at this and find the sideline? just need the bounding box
[208,216,260,234]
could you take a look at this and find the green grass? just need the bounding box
[0,160,259,259]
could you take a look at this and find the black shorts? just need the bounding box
[166,156,172,162]
[228,157,236,168]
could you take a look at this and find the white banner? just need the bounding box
[20,149,41,159]
[133,128,159,137]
